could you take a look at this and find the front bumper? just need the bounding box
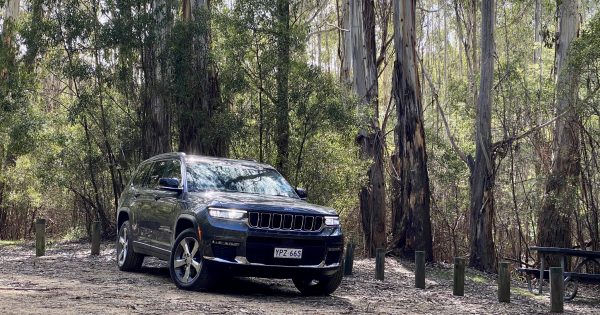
[203,256,341,278]
[200,214,344,278]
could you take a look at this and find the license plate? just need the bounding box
[274,248,302,259]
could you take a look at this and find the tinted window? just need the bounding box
[162,159,182,181]
[186,160,297,198]
[143,159,181,188]
[131,163,152,187]
[144,161,169,188]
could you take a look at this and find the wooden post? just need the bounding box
[344,243,355,276]
[35,218,46,257]
[375,248,385,281]
[498,261,510,303]
[91,220,101,255]
[415,251,425,289]
[453,257,465,296]
[539,257,544,294]
[550,267,564,313]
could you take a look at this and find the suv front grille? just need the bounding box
[248,212,323,232]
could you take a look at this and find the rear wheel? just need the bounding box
[117,221,144,271]
[293,265,343,296]
[169,228,215,290]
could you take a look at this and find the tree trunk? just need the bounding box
[338,0,352,84]
[141,0,172,159]
[469,0,496,272]
[390,0,433,262]
[1,0,20,80]
[538,0,580,267]
[534,0,541,63]
[275,0,291,176]
[351,0,386,257]
[178,0,226,157]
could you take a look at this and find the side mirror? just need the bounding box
[295,188,307,200]
[159,178,182,192]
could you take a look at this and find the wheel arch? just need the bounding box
[173,214,198,242]
[117,209,131,231]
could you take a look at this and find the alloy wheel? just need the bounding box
[117,226,128,266]
[173,237,202,284]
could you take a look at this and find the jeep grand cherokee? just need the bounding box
[116,152,344,295]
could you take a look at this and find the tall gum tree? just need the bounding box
[390,0,433,261]
[178,0,226,156]
[274,0,291,176]
[469,0,496,272]
[538,0,580,266]
[349,0,386,257]
[142,0,173,158]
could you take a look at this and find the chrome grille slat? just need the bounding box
[247,211,324,232]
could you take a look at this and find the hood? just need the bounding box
[188,191,337,216]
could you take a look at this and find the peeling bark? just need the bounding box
[391,0,433,261]
[351,0,386,257]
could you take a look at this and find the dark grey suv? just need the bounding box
[116,152,344,295]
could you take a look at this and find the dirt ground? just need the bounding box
[0,242,598,314]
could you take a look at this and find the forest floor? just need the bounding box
[0,241,599,314]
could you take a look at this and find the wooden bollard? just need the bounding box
[498,261,510,303]
[550,267,564,313]
[453,257,465,296]
[35,218,46,257]
[344,243,355,276]
[91,221,101,255]
[375,248,385,281]
[415,251,425,289]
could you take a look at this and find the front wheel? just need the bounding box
[293,266,344,296]
[169,228,215,290]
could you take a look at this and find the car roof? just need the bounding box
[142,152,274,169]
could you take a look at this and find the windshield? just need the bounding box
[186,160,298,198]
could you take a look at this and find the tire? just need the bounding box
[117,220,144,271]
[169,228,215,291]
[293,264,344,296]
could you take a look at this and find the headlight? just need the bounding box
[208,207,247,220]
[324,216,340,226]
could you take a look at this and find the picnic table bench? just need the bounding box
[516,246,600,300]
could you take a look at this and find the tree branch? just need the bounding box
[418,54,471,168]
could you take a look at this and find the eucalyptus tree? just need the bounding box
[469,0,496,272]
[538,0,581,265]
[141,0,174,158]
[345,0,386,257]
[176,0,227,156]
[390,0,433,261]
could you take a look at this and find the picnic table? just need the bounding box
[517,246,600,300]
